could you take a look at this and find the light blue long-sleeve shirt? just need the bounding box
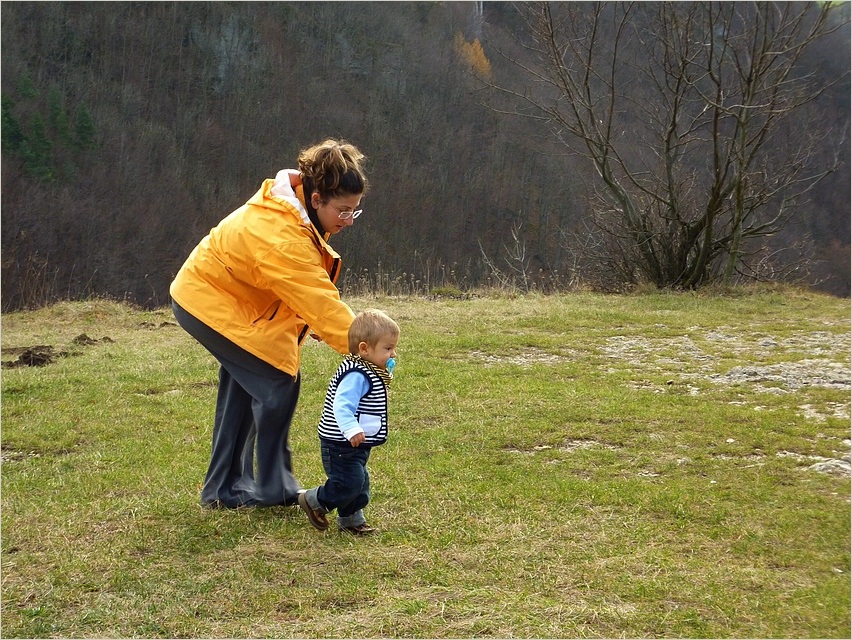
[332,371,370,441]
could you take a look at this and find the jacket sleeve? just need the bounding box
[256,240,355,355]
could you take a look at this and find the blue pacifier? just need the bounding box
[386,357,396,374]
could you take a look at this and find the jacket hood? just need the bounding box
[268,169,311,226]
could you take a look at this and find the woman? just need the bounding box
[170,139,367,509]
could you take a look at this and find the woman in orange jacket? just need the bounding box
[170,139,367,509]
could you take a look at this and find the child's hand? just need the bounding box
[349,432,366,448]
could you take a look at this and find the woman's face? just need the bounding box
[312,193,363,235]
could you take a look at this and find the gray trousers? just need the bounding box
[172,301,302,508]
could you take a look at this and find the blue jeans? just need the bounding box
[311,439,371,527]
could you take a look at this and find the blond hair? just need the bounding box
[298,139,368,202]
[348,309,399,354]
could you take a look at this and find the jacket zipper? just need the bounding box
[330,257,340,283]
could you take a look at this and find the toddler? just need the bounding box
[299,309,399,535]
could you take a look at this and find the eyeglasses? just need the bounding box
[329,203,363,220]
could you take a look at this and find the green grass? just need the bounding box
[1,287,849,638]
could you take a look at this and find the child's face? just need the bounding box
[358,333,399,370]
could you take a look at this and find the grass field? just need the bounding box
[1,287,850,638]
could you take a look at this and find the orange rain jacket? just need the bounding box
[170,169,355,376]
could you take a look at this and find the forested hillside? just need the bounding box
[2,2,849,311]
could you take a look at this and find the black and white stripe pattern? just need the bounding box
[318,357,389,446]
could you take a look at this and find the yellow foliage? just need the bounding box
[453,32,492,81]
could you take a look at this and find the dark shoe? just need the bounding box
[283,491,304,507]
[298,492,329,531]
[339,523,377,536]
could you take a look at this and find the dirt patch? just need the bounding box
[798,403,850,423]
[139,321,178,329]
[708,360,849,391]
[467,347,575,367]
[1,345,63,367]
[0,443,79,464]
[505,438,619,455]
[72,333,114,346]
[0,448,44,463]
[2,333,113,368]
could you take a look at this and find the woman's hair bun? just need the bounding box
[298,139,368,199]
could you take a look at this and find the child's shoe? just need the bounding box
[298,491,329,531]
[339,523,377,536]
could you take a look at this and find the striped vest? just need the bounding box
[318,357,389,446]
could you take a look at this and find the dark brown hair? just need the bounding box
[298,139,368,202]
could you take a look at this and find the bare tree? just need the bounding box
[490,2,849,289]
